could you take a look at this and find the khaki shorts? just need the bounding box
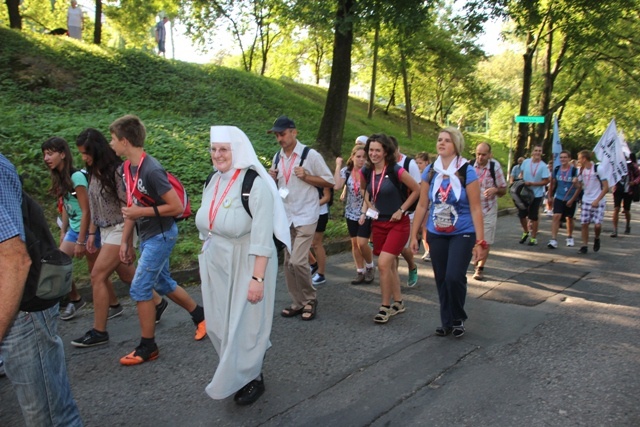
[483,204,498,245]
[100,222,138,247]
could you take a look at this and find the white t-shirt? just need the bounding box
[68,6,83,27]
[578,164,605,204]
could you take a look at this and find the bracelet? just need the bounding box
[475,239,488,249]
[252,276,264,283]
[75,241,86,246]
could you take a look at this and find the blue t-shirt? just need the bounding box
[521,159,550,198]
[424,164,478,235]
[553,166,578,201]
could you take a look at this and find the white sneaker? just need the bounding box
[566,237,575,247]
[547,239,558,249]
[312,273,326,285]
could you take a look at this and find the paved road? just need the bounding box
[2,196,639,426]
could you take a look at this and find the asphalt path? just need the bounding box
[2,195,639,426]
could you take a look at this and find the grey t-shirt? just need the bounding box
[128,154,174,241]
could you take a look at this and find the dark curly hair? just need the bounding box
[364,133,397,169]
[76,128,124,204]
[41,136,76,198]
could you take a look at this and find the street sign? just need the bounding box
[515,115,545,124]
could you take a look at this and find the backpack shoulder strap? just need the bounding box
[489,160,496,183]
[241,169,259,218]
[273,151,281,169]
[403,156,411,171]
[299,146,311,166]
[456,162,469,188]
[205,171,216,188]
[554,165,560,179]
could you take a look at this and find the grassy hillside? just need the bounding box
[0,27,511,274]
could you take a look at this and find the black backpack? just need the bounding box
[317,186,334,208]
[20,191,73,312]
[273,146,311,185]
[204,169,286,252]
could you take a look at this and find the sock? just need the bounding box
[357,268,365,273]
[109,303,121,309]
[190,305,205,325]
[365,262,374,269]
[478,266,484,271]
[140,337,155,348]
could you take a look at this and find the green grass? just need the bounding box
[0,27,512,281]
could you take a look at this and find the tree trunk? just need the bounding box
[315,0,355,158]
[536,14,554,155]
[367,23,379,119]
[6,0,21,29]
[400,46,412,139]
[93,0,102,44]
[516,31,534,158]
[384,76,398,115]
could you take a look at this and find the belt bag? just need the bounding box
[36,249,73,300]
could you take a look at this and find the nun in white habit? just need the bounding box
[196,125,290,405]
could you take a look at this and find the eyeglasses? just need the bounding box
[209,146,231,155]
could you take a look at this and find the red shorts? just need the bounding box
[371,215,410,256]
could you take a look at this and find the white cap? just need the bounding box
[355,135,368,145]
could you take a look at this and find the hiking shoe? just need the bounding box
[519,232,529,244]
[60,299,86,321]
[593,238,600,252]
[407,267,418,287]
[421,252,431,262]
[473,268,484,280]
[120,344,159,366]
[312,273,326,286]
[107,304,124,320]
[364,266,375,283]
[528,238,537,246]
[566,237,575,247]
[390,301,406,315]
[578,246,588,254]
[624,225,631,234]
[234,374,266,406]
[194,320,207,341]
[547,239,558,249]
[610,229,618,238]
[71,329,109,348]
[155,298,168,324]
[350,272,365,285]
[452,320,465,338]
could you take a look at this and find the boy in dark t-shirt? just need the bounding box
[109,114,206,366]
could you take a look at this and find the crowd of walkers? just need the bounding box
[0,113,636,426]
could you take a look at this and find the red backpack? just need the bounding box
[123,157,192,221]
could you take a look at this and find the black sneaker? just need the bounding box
[452,320,465,338]
[71,329,109,348]
[155,298,168,324]
[578,246,588,254]
[593,238,600,252]
[234,374,265,406]
[625,225,631,234]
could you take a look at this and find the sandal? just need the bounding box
[281,306,303,318]
[374,306,392,324]
[301,300,317,321]
[435,326,452,336]
[391,301,405,315]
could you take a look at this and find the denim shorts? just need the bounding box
[130,223,179,301]
[64,228,102,248]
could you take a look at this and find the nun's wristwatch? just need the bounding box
[252,276,264,283]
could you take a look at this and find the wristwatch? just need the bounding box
[252,276,264,283]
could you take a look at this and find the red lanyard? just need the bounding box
[351,169,361,196]
[208,169,242,231]
[530,160,540,178]
[474,166,488,182]
[281,153,298,185]
[126,152,146,207]
[558,167,570,182]
[370,165,387,203]
[439,183,453,202]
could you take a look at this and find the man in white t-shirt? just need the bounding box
[577,150,609,254]
[67,1,83,40]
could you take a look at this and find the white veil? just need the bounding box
[210,126,291,252]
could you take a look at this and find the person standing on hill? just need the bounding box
[155,16,169,57]
[267,116,334,321]
[67,1,83,40]
[472,142,506,280]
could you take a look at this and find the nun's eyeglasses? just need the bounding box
[209,147,231,155]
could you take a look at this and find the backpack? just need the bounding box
[317,186,334,208]
[509,179,535,210]
[472,159,497,184]
[123,158,192,221]
[20,191,73,312]
[425,162,471,189]
[204,169,286,252]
